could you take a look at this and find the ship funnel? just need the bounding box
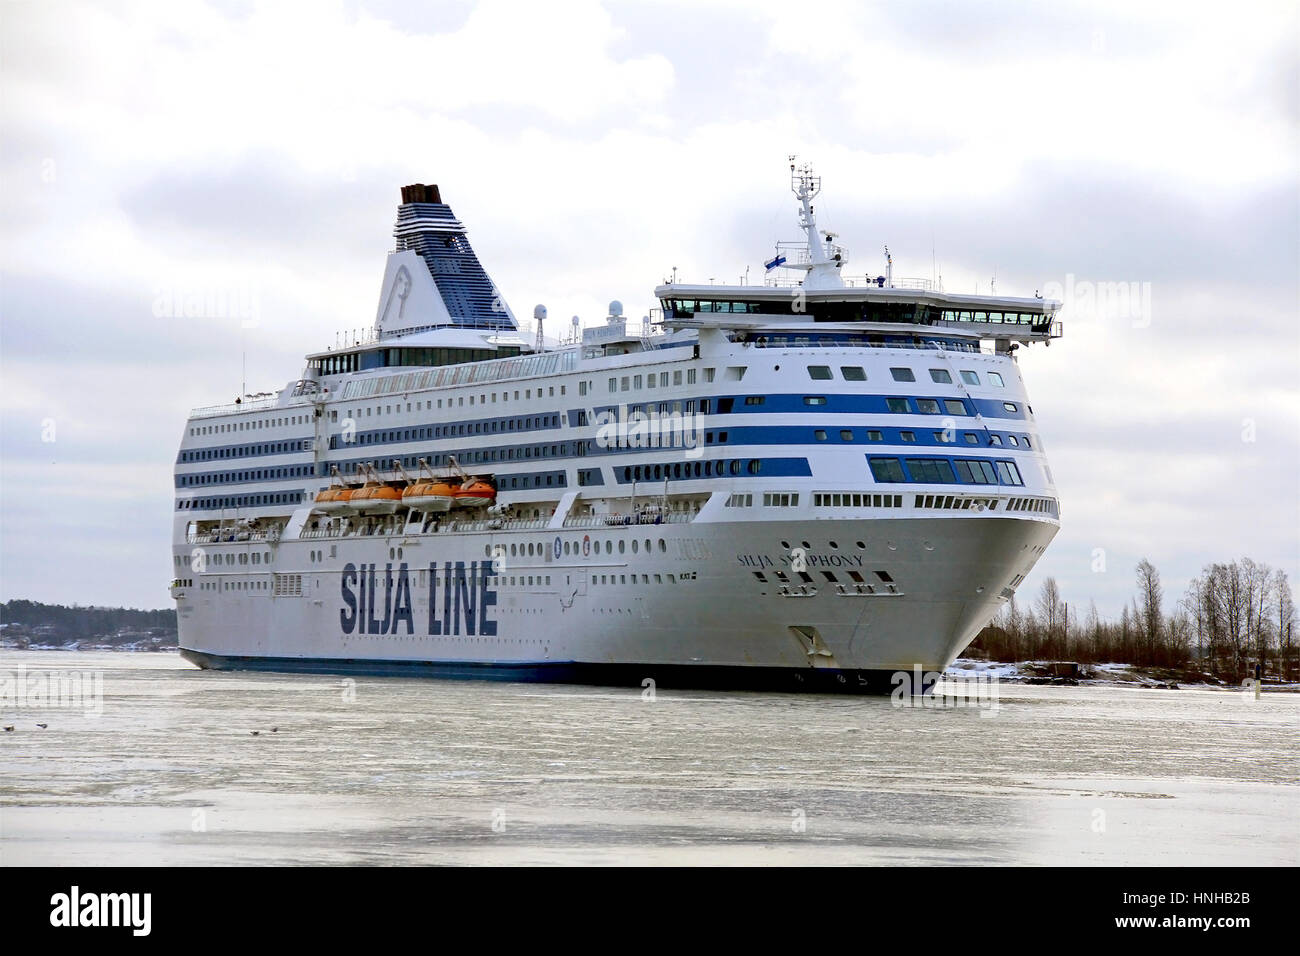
[400,183,442,204]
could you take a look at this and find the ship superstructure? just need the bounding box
[171,162,1062,692]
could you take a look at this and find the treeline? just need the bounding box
[0,600,177,642]
[971,557,1296,681]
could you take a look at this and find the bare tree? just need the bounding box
[1136,558,1163,663]
[1036,577,1063,657]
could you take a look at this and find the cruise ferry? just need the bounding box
[171,163,1062,693]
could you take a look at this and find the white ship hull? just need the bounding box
[174,512,1056,692]
[170,172,1064,694]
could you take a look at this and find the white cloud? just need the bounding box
[0,0,1296,612]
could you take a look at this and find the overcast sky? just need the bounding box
[1,0,1296,617]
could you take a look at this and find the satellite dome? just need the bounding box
[533,304,547,321]
[608,300,624,317]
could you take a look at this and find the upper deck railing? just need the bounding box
[189,396,279,419]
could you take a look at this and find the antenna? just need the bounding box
[532,304,546,353]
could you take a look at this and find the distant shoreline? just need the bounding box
[945,658,1299,692]
[2,644,1295,692]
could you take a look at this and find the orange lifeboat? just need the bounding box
[349,483,402,514]
[314,486,353,514]
[452,478,495,508]
[401,480,457,513]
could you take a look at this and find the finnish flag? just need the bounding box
[764,254,787,272]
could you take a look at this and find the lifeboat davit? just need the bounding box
[349,483,402,514]
[452,478,495,508]
[314,487,353,514]
[401,480,456,513]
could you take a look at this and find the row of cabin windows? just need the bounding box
[868,457,1024,486]
[190,414,311,437]
[608,369,698,392]
[180,465,313,486]
[621,459,761,483]
[182,439,310,462]
[340,384,565,418]
[813,428,1030,448]
[179,491,306,509]
[812,493,904,508]
[866,366,1005,387]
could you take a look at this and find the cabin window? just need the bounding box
[885,398,910,413]
[944,400,966,416]
[807,365,832,380]
[929,369,952,384]
[890,367,916,382]
[989,372,1005,387]
[841,366,866,381]
[916,399,941,414]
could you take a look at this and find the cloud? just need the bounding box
[0,0,1296,616]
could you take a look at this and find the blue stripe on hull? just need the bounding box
[178,649,929,696]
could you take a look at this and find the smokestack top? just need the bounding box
[400,183,442,204]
